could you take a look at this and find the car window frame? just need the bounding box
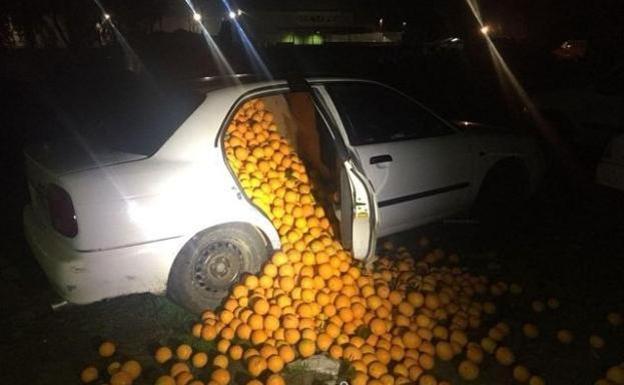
[322,80,460,146]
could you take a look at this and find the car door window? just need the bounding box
[326,82,454,145]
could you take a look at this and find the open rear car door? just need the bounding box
[285,77,378,263]
[339,158,378,263]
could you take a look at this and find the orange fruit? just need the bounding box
[214,354,229,369]
[298,339,316,358]
[284,328,301,344]
[589,335,605,349]
[229,344,243,360]
[557,329,574,344]
[80,366,98,383]
[403,331,421,349]
[253,298,270,315]
[368,361,388,379]
[529,376,545,385]
[419,374,437,385]
[370,318,387,336]
[236,323,252,340]
[408,366,423,382]
[481,337,496,354]
[279,345,296,363]
[406,292,424,307]
[155,346,173,364]
[266,374,286,385]
[352,372,369,385]
[98,341,116,357]
[398,302,415,317]
[175,372,194,385]
[211,368,231,385]
[317,333,333,351]
[607,312,623,326]
[170,362,191,377]
[267,355,285,373]
[110,371,133,385]
[466,343,484,364]
[495,346,515,366]
[247,356,267,377]
[201,324,218,341]
[513,365,531,383]
[176,344,193,360]
[435,341,454,361]
[192,352,208,368]
[458,360,479,380]
[251,330,268,345]
[522,323,539,339]
[217,339,231,354]
[107,362,121,376]
[329,344,343,359]
[155,376,176,385]
[118,361,140,380]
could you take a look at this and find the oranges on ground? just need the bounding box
[176,344,193,360]
[458,360,479,380]
[211,368,231,385]
[155,346,173,364]
[191,352,208,368]
[80,366,98,383]
[120,360,141,380]
[110,371,133,385]
[98,341,116,357]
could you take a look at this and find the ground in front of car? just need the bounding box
[1,170,623,385]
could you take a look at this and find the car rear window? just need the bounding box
[90,82,205,156]
[44,72,205,156]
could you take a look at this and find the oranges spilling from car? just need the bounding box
[79,98,618,385]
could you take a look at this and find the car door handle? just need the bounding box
[370,155,393,164]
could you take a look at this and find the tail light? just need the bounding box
[47,184,78,237]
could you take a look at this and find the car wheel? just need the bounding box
[473,159,529,228]
[168,223,268,314]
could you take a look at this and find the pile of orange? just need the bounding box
[79,99,623,385]
[173,98,545,385]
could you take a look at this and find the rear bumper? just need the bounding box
[596,160,624,191]
[23,205,185,304]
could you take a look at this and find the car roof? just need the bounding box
[180,74,383,94]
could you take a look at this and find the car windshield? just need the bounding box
[46,72,205,156]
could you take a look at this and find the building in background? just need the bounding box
[227,0,402,45]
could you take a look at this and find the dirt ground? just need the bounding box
[1,168,623,385]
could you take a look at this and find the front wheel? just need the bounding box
[168,223,268,314]
[473,160,529,228]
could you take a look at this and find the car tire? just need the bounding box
[167,223,269,314]
[473,159,529,227]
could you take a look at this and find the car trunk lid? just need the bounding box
[24,138,144,230]
[24,138,145,176]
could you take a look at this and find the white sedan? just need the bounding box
[23,77,543,312]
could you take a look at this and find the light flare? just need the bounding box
[183,0,237,77]
[463,0,579,171]
[220,0,272,79]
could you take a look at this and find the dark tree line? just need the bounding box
[0,0,172,48]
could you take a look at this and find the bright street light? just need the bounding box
[480,25,490,35]
[228,11,237,19]
[193,12,202,22]
[103,13,111,20]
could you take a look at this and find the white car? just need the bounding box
[23,77,543,312]
[535,65,623,158]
